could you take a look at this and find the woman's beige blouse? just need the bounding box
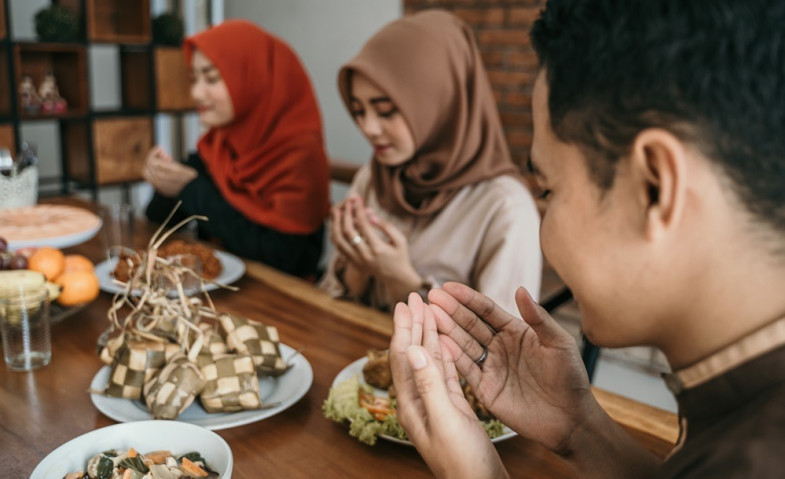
[320,164,542,316]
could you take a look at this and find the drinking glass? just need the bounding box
[0,284,51,371]
[101,203,135,261]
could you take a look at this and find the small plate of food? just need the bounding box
[324,350,516,446]
[30,420,232,479]
[94,239,246,295]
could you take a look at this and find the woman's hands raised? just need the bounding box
[329,195,424,301]
[143,146,198,198]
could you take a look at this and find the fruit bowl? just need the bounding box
[50,301,89,325]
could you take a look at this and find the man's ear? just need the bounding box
[630,129,687,241]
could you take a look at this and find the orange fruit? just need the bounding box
[62,254,94,274]
[28,247,65,281]
[55,270,99,306]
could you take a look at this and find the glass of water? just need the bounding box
[0,284,51,371]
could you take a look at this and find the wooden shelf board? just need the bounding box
[87,0,151,44]
[0,123,15,153]
[0,48,9,115]
[154,47,194,111]
[121,48,152,110]
[14,44,89,118]
[0,0,7,41]
[19,110,89,121]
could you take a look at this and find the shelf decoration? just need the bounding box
[153,12,184,46]
[34,5,80,42]
[38,72,68,114]
[18,75,41,115]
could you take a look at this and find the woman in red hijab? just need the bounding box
[144,20,330,278]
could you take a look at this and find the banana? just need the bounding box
[0,270,61,302]
[0,270,49,324]
[0,270,46,289]
[45,282,62,302]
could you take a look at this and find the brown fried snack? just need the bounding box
[159,239,222,279]
[112,239,222,282]
[362,349,393,389]
[360,348,494,420]
[462,381,494,421]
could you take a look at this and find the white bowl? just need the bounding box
[31,420,233,479]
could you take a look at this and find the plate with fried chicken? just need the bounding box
[94,240,245,295]
[324,349,516,446]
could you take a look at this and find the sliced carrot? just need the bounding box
[144,450,172,465]
[181,457,209,477]
[122,469,132,479]
[127,448,137,458]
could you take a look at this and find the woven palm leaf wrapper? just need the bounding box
[103,339,181,399]
[198,353,262,413]
[143,352,206,419]
[193,322,228,356]
[218,313,290,376]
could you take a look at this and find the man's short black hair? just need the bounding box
[531,0,785,234]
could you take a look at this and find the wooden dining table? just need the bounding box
[0,198,679,478]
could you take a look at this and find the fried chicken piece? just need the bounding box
[362,349,393,389]
[111,240,222,282]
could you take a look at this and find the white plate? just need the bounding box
[91,344,312,430]
[332,357,517,446]
[2,204,102,249]
[31,420,233,479]
[94,249,246,295]
[7,219,102,250]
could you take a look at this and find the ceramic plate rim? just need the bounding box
[30,420,233,479]
[94,249,246,295]
[91,343,312,430]
[7,219,102,250]
[332,356,517,446]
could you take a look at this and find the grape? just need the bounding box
[9,254,28,270]
[0,253,10,270]
[0,237,7,253]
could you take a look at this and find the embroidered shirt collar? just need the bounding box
[664,316,785,394]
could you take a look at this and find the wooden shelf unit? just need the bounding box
[120,45,153,111]
[63,116,152,185]
[155,46,194,111]
[0,0,6,41]
[14,43,89,118]
[0,47,10,117]
[0,0,194,199]
[87,0,151,43]
[0,124,14,153]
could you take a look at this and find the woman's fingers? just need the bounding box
[370,212,406,247]
[354,203,382,249]
[421,298,442,370]
[330,206,361,263]
[407,292,424,347]
[342,199,373,263]
[404,345,454,429]
[391,302,420,414]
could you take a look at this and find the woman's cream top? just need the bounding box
[320,164,542,316]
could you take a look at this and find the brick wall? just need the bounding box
[404,0,546,166]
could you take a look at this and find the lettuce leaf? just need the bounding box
[323,376,506,445]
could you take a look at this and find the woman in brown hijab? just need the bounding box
[320,10,541,314]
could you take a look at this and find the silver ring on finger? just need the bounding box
[351,235,363,245]
[475,346,488,369]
